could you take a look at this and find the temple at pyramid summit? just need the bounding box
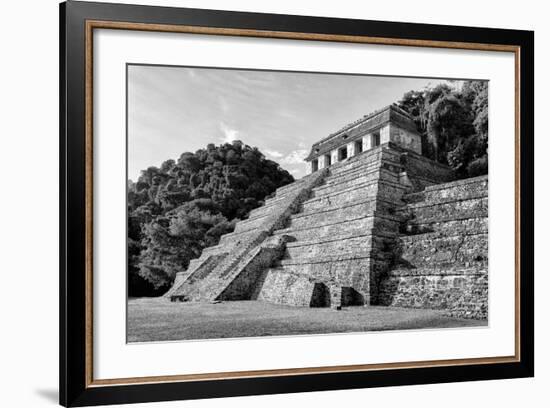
[165,104,488,319]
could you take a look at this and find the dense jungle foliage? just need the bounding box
[128,141,294,296]
[397,80,488,178]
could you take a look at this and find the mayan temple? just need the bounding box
[165,104,488,319]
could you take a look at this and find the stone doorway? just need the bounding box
[354,139,363,155]
[371,131,381,147]
[311,158,319,172]
[338,146,348,161]
[310,283,331,307]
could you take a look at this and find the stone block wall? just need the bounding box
[378,176,488,319]
[398,147,456,189]
[378,268,488,319]
[256,144,405,307]
[389,124,422,155]
[166,142,488,321]
[217,236,289,301]
[257,269,319,307]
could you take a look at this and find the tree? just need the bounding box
[398,81,488,178]
[127,142,294,294]
[426,93,473,163]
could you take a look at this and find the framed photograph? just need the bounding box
[60,1,534,406]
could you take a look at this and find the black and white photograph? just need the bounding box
[1,0,543,405]
[126,65,489,342]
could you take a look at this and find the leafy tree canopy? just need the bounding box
[128,141,294,296]
[398,80,488,178]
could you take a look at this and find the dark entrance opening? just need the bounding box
[325,154,331,166]
[310,283,331,307]
[341,287,365,306]
[354,140,363,155]
[338,146,348,161]
[372,131,381,147]
[311,159,319,172]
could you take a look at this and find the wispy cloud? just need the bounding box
[129,65,451,180]
[280,149,308,165]
[219,122,240,144]
[264,149,284,159]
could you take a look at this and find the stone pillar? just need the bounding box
[363,134,372,151]
[307,160,315,174]
[318,155,326,169]
[330,285,342,309]
[347,142,355,158]
[331,149,338,164]
[380,124,391,144]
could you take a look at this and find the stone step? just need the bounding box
[270,256,372,294]
[163,264,198,298]
[274,173,316,196]
[301,180,379,212]
[177,233,266,300]
[312,170,382,198]
[396,233,488,268]
[283,232,396,260]
[219,227,261,246]
[201,244,227,257]
[256,267,319,307]
[378,264,488,319]
[287,196,401,230]
[274,182,303,197]
[421,175,488,198]
[321,169,384,193]
[167,167,330,303]
[403,176,488,207]
[233,212,271,233]
[399,231,488,249]
[263,190,295,206]
[399,196,488,224]
[399,217,488,237]
[284,236,374,259]
[274,215,376,242]
[244,192,297,221]
[301,177,406,213]
[278,252,370,265]
[385,264,487,277]
[327,154,381,177]
[277,251,393,268]
[323,161,383,186]
[246,197,285,219]
[326,146,390,176]
[169,253,228,298]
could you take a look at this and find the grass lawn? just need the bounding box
[127,298,487,343]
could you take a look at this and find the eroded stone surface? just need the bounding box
[165,141,487,320]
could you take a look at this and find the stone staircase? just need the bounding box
[164,142,480,313]
[256,145,416,307]
[378,175,488,319]
[166,168,328,302]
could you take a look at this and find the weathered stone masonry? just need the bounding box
[378,176,488,319]
[165,104,488,319]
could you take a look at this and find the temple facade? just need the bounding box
[305,104,422,174]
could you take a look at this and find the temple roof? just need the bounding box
[305,104,419,161]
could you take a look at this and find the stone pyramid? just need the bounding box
[164,106,488,319]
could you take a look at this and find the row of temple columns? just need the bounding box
[309,129,384,173]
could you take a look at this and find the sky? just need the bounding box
[127,65,454,180]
